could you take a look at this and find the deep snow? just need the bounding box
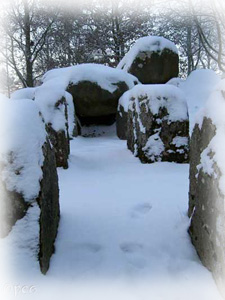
[0,126,222,300]
[0,69,223,299]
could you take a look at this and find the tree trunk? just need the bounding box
[187,24,193,75]
[23,0,33,87]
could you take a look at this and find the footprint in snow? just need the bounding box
[120,242,146,269]
[74,243,102,253]
[120,242,143,253]
[130,202,152,218]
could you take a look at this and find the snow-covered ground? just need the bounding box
[0,125,222,300]
[0,69,223,299]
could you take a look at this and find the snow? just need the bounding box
[10,84,75,135]
[35,82,69,132]
[65,91,76,137]
[0,68,223,300]
[172,136,189,147]
[11,87,35,100]
[118,89,133,113]
[142,132,165,161]
[117,36,178,72]
[36,63,138,132]
[126,84,188,122]
[176,69,221,132]
[0,127,222,300]
[194,78,225,195]
[42,63,139,93]
[166,77,184,88]
[0,95,46,201]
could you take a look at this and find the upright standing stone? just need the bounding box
[0,97,60,274]
[126,84,189,163]
[188,79,225,297]
[38,138,60,274]
[35,85,71,169]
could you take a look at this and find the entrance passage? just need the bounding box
[46,129,221,299]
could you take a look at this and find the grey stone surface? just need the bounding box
[38,138,60,274]
[67,80,131,126]
[127,95,189,163]
[188,117,225,297]
[0,138,60,275]
[127,49,179,84]
[46,96,70,169]
[116,104,128,140]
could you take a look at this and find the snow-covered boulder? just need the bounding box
[188,79,225,296]
[35,85,71,169]
[117,36,179,84]
[42,64,138,128]
[126,85,189,163]
[10,86,77,167]
[0,96,60,274]
[177,69,221,133]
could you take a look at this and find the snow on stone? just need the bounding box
[65,91,76,137]
[4,203,40,276]
[127,84,188,122]
[117,36,178,72]
[172,136,189,147]
[142,132,165,161]
[42,63,139,93]
[177,69,220,132]
[37,63,138,133]
[35,82,68,132]
[0,95,46,201]
[11,87,35,100]
[118,89,133,113]
[195,78,225,195]
[167,77,184,87]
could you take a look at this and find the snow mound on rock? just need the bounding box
[0,95,46,201]
[195,79,225,195]
[167,77,184,87]
[42,63,139,93]
[35,83,68,132]
[179,69,220,132]
[117,36,178,72]
[11,87,35,100]
[125,84,188,122]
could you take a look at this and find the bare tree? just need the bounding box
[1,0,56,87]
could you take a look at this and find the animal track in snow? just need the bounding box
[130,202,152,218]
[120,242,143,253]
[120,242,146,269]
[74,243,102,253]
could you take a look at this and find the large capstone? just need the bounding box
[126,84,189,163]
[66,65,138,127]
[67,80,129,126]
[117,36,179,84]
[41,64,138,129]
[188,79,225,297]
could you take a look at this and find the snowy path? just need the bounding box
[1,129,222,300]
[45,130,221,299]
